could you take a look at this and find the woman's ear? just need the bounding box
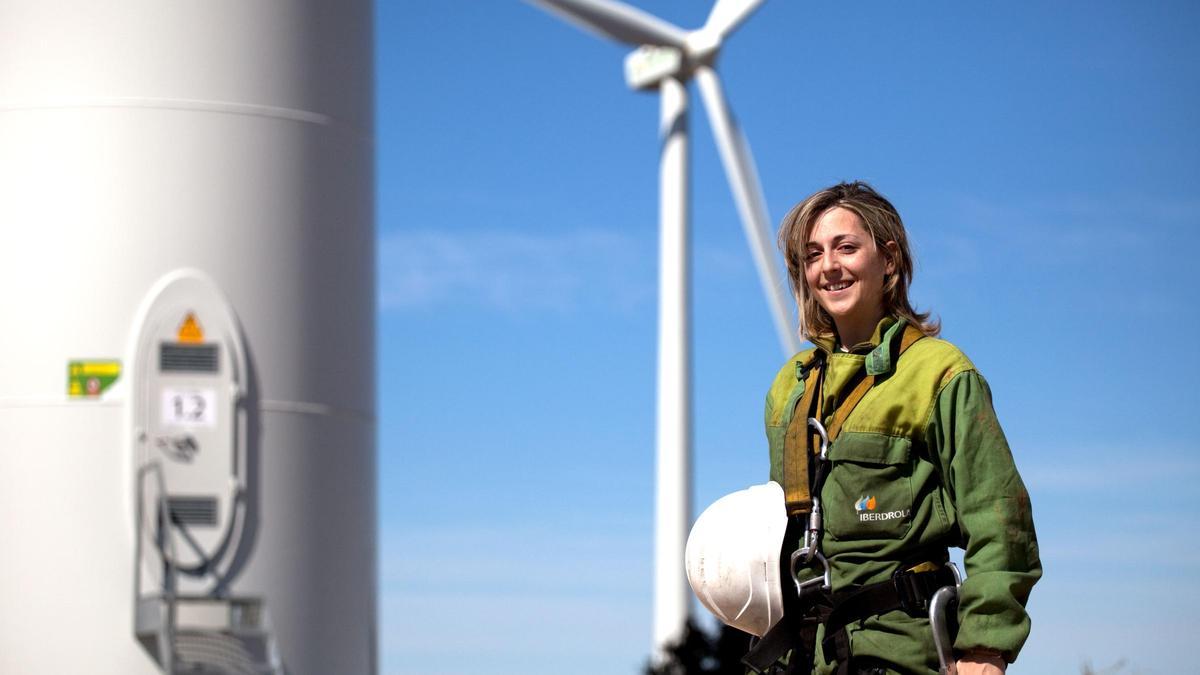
[883,241,900,276]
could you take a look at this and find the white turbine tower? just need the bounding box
[525,0,801,662]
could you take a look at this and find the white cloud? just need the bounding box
[913,191,1200,323]
[377,227,654,313]
[1019,442,1200,493]
[919,191,1200,272]
[922,192,1150,271]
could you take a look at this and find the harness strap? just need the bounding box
[782,354,824,516]
[821,565,958,670]
[742,613,814,673]
[748,562,954,675]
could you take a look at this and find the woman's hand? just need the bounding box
[955,650,1006,674]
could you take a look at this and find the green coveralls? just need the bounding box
[764,317,1041,674]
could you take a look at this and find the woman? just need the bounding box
[761,182,1040,675]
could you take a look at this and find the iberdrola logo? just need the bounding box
[855,495,910,523]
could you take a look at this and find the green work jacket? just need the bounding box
[764,317,1041,673]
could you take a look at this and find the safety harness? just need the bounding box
[744,324,956,675]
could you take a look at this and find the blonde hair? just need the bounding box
[777,181,939,341]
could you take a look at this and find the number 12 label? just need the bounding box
[161,388,217,428]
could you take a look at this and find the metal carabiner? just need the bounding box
[797,417,831,564]
[947,560,963,589]
[796,508,822,564]
[930,562,963,675]
[790,546,832,596]
[807,417,830,461]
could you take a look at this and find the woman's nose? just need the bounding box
[821,251,840,274]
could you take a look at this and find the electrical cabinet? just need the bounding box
[131,270,247,576]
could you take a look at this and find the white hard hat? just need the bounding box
[685,481,788,637]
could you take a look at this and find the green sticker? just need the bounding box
[68,360,121,398]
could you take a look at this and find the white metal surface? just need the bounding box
[625,46,685,91]
[653,76,692,663]
[527,0,688,47]
[0,2,375,673]
[702,0,767,42]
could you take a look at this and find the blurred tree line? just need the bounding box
[645,621,753,675]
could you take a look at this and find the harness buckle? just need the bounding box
[892,566,939,615]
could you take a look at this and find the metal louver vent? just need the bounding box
[174,632,269,674]
[160,344,219,373]
[169,496,218,526]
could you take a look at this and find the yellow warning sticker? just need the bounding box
[177,312,204,343]
[68,360,121,398]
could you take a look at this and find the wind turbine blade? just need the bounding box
[525,0,688,48]
[695,65,800,356]
[702,0,766,40]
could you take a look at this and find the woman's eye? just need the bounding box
[804,250,821,262]
[837,245,857,254]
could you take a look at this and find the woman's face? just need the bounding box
[803,207,896,339]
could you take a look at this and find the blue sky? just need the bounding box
[377,2,1200,673]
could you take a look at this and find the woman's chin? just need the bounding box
[822,300,862,322]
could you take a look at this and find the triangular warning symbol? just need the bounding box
[178,312,205,343]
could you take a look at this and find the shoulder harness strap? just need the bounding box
[782,352,824,516]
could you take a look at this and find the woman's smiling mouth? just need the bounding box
[825,280,854,292]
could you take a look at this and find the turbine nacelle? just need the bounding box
[624,45,685,90]
[623,29,722,91]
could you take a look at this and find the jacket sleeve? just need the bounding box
[926,369,1042,663]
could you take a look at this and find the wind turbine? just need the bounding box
[523,0,800,661]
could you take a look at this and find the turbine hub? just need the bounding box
[684,28,721,64]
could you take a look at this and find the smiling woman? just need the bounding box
[779,182,937,348]
[743,182,1041,675]
[800,207,895,347]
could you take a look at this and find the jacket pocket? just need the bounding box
[822,432,915,540]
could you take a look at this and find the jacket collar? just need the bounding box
[809,316,908,376]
